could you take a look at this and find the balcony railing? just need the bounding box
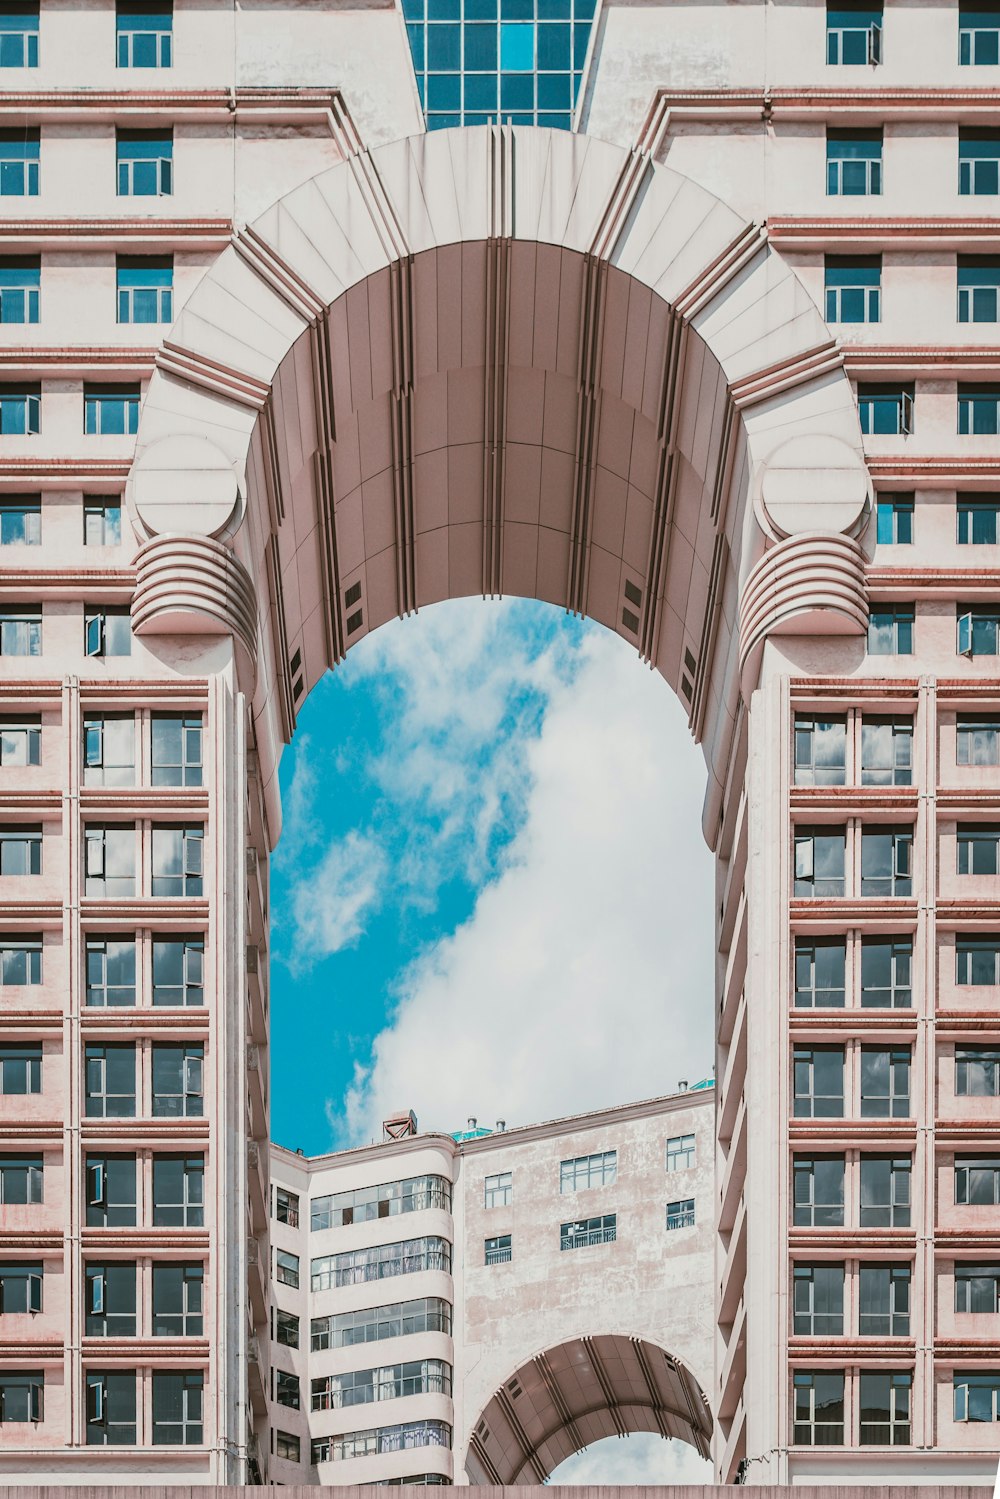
[560,1225,616,1251]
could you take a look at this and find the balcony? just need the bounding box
[247,1139,267,1233]
[248,1333,267,1415]
[485,1245,512,1265]
[246,944,268,1044]
[247,1043,268,1140]
[247,1234,268,1324]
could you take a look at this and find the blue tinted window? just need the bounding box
[0,130,38,196]
[500,21,534,67]
[117,256,172,325]
[84,385,141,437]
[116,130,172,196]
[0,0,37,67]
[0,258,38,323]
[117,0,171,66]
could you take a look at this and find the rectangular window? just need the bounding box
[310,1236,451,1291]
[152,936,204,1006]
[960,130,1000,195]
[483,1171,512,1208]
[151,825,204,897]
[795,938,847,1008]
[311,1359,451,1412]
[0,716,40,765]
[860,826,913,897]
[152,1154,204,1227]
[961,0,1000,61]
[0,609,41,655]
[152,1263,203,1336]
[859,1263,911,1336]
[84,606,132,657]
[958,606,1000,657]
[876,494,913,545]
[957,935,1000,985]
[152,1370,202,1445]
[959,385,1000,434]
[276,1431,300,1462]
[958,495,1000,544]
[84,825,135,898]
[794,716,847,786]
[310,1421,452,1464]
[84,384,141,436]
[275,1186,299,1226]
[116,129,172,196]
[958,824,1000,875]
[0,1044,39,1096]
[84,1044,136,1119]
[860,1154,911,1227]
[860,1370,911,1445]
[485,1233,511,1264]
[958,714,1000,765]
[0,825,41,876]
[85,936,136,1008]
[955,1262,1000,1313]
[958,257,1000,322]
[827,128,882,195]
[310,1174,451,1230]
[666,1133,696,1170]
[85,1262,136,1337]
[0,257,37,324]
[793,827,846,897]
[276,1370,300,1409]
[0,935,41,986]
[85,1155,135,1227]
[825,255,881,323]
[793,1154,845,1227]
[559,1213,616,1249]
[275,1249,299,1288]
[559,1151,616,1192]
[793,1045,845,1118]
[956,1155,1000,1204]
[0,1,38,67]
[117,255,172,324]
[0,131,38,196]
[310,1297,452,1352]
[86,1371,135,1445]
[83,715,135,788]
[860,1046,911,1118]
[117,0,172,66]
[0,1370,42,1423]
[858,385,913,436]
[0,385,39,434]
[151,1044,204,1117]
[84,498,122,547]
[793,1263,844,1336]
[151,714,203,787]
[868,606,914,655]
[955,1371,1000,1422]
[275,1308,299,1348]
[666,1198,695,1230]
[0,498,39,545]
[793,1370,845,1446]
[0,1262,41,1314]
[956,1046,1000,1096]
[826,0,882,62]
[861,717,913,787]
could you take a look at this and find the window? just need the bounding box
[0,1044,39,1096]
[275,1308,299,1348]
[0,935,40,986]
[0,131,38,196]
[152,1263,203,1335]
[860,1370,911,1445]
[116,130,172,196]
[86,1371,135,1445]
[275,1249,299,1288]
[957,935,1000,985]
[83,714,134,787]
[310,1237,451,1290]
[485,1233,511,1264]
[795,938,847,1008]
[559,1151,616,1192]
[960,130,1000,195]
[311,1359,451,1411]
[310,1175,451,1230]
[793,1264,844,1335]
[0,258,37,323]
[0,1371,42,1422]
[825,256,881,323]
[958,258,1000,323]
[793,1046,845,1118]
[793,1370,844,1446]
[0,609,40,655]
[84,825,135,897]
[314,1419,452,1464]
[860,717,913,787]
[84,607,132,657]
[793,827,846,897]
[117,255,172,323]
[961,0,1000,61]
[826,0,881,62]
[793,1155,844,1227]
[151,1044,203,1117]
[860,1154,911,1227]
[0,716,39,765]
[860,1046,911,1118]
[666,1198,695,1230]
[85,1155,135,1227]
[151,825,204,897]
[955,1371,1000,1421]
[84,1044,135,1119]
[483,1171,512,1208]
[955,1262,1000,1313]
[958,714,1000,764]
[794,716,846,786]
[84,498,122,547]
[151,715,203,787]
[310,1298,452,1352]
[958,824,1000,874]
[959,385,1000,434]
[0,825,40,876]
[956,1155,1000,1204]
[0,1262,41,1313]
[868,606,914,655]
[276,1431,300,1462]
[276,1370,300,1409]
[117,0,172,65]
[85,1262,136,1337]
[153,936,204,1006]
[958,495,1000,546]
[152,1370,202,1445]
[860,826,912,897]
[876,495,913,545]
[858,385,913,436]
[958,605,1000,657]
[0,497,39,546]
[275,1186,299,1226]
[956,1045,1000,1096]
[826,128,882,194]
[84,384,141,436]
[559,1214,616,1250]
[859,1263,911,1336]
[152,1154,204,1227]
[86,937,136,1007]
[0,1,38,66]
[666,1133,696,1170]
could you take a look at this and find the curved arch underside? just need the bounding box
[465,1334,712,1484]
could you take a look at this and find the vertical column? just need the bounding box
[916,675,938,1449]
[62,675,82,1448]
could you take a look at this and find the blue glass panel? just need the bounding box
[406,23,425,67]
[500,71,533,107]
[427,113,461,129]
[464,23,497,68]
[500,21,534,68]
[465,72,498,108]
[537,72,571,107]
[538,22,570,68]
[428,24,461,68]
[426,72,461,108]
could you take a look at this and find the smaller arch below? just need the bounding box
[464,1334,712,1485]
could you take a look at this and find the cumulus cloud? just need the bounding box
[286,830,387,972]
[550,1433,713,1485]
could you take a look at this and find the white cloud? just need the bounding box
[336,613,715,1144]
[550,1433,713,1485]
[286,830,387,972]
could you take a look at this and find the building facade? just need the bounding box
[0,0,999,1487]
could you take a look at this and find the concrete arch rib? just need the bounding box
[128,124,872,847]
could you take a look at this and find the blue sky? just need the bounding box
[268,596,714,1156]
